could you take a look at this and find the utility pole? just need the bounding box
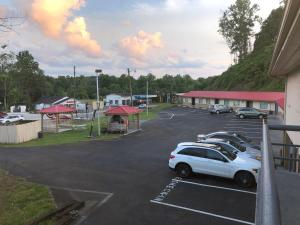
[146,80,149,117]
[127,68,133,106]
[73,66,77,115]
[95,69,102,136]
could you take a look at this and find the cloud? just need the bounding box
[64,17,101,57]
[28,0,101,57]
[0,5,6,17]
[120,30,163,58]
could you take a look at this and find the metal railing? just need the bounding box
[255,123,300,225]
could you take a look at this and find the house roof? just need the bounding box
[36,96,68,105]
[269,0,300,76]
[39,105,75,114]
[105,106,141,116]
[182,91,285,104]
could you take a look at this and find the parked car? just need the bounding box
[0,112,7,118]
[0,115,25,124]
[197,131,261,150]
[235,107,267,119]
[138,104,147,109]
[208,104,233,114]
[169,142,260,187]
[197,138,261,160]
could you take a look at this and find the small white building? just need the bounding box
[10,105,27,113]
[105,94,131,106]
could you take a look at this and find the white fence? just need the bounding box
[0,120,41,144]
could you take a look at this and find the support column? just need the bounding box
[55,114,59,133]
[41,114,44,132]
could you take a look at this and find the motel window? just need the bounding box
[224,100,230,106]
[233,100,240,106]
[122,100,126,105]
[109,100,113,105]
[115,100,119,105]
[195,98,199,104]
[206,99,210,105]
[188,98,192,103]
[260,102,268,110]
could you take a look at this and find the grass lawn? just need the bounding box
[0,170,55,225]
[138,103,174,120]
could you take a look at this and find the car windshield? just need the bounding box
[228,140,246,152]
[214,145,237,161]
[236,133,251,143]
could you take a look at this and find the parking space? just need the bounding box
[223,117,263,144]
[151,177,256,225]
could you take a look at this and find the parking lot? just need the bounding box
[0,107,263,225]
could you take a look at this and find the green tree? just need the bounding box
[218,0,261,62]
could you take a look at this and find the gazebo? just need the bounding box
[104,106,142,133]
[39,105,75,133]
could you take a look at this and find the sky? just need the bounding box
[0,0,281,78]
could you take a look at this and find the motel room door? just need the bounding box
[192,98,195,106]
[246,101,253,107]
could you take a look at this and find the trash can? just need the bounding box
[38,131,43,138]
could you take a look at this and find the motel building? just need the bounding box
[177,91,285,115]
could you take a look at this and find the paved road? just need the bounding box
[0,107,258,225]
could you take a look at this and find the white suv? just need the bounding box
[0,115,25,124]
[169,142,260,187]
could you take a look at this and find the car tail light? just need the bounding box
[169,155,175,159]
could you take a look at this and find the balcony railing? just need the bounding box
[255,122,300,225]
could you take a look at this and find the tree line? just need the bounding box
[0,50,207,110]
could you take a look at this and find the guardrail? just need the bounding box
[256,123,300,225]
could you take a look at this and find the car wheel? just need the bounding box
[176,163,192,178]
[216,110,220,114]
[258,114,263,119]
[234,171,255,188]
[239,114,245,119]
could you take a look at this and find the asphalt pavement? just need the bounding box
[0,107,259,225]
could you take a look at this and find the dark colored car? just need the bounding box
[235,107,267,119]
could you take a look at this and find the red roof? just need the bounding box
[39,105,75,114]
[183,91,284,103]
[105,106,141,116]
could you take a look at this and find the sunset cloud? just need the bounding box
[64,17,101,57]
[29,0,101,57]
[120,30,163,58]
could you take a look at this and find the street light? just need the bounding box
[95,69,102,136]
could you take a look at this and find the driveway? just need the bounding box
[0,107,258,225]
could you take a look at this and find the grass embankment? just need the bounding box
[0,170,55,225]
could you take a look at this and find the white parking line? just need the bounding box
[225,130,261,134]
[159,112,175,120]
[174,179,256,195]
[228,120,262,123]
[150,200,255,225]
[224,127,262,130]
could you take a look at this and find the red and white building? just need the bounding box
[177,91,285,114]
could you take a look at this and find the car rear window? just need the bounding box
[178,147,206,158]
